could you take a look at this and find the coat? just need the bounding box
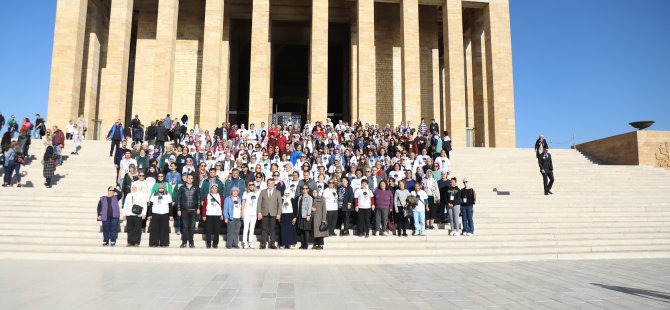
[311,196,328,238]
[42,146,57,178]
[257,188,282,217]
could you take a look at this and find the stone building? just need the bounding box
[47,0,515,147]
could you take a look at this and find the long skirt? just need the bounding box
[279,215,297,247]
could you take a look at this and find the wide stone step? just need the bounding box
[1,236,668,249]
[0,246,669,264]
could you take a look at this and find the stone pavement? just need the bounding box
[1,259,669,309]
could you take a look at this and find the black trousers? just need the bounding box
[299,229,311,249]
[340,211,354,233]
[109,139,120,156]
[314,237,324,246]
[394,212,408,235]
[181,210,196,244]
[126,215,143,245]
[205,215,222,246]
[261,215,277,246]
[326,210,338,235]
[149,213,170,246]
[542,171,555,193]
[357,209,372,236]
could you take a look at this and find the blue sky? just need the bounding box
[0,0,668,148]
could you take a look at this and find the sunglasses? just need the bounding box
[273,174,279,177]
[139,175,145,177]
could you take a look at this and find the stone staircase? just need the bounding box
[1,140,669,264]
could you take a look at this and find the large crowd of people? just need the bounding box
[99,114,477,249]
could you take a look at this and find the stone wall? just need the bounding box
[576,130,670,169]
[374,2,401,127]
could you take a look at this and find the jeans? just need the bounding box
[242,216,257,246]
[181,210,196,244]
[71,135,79,153]
[375,208,390,234]
[461,205,474,234]
[413,210,425,235]
[3,161,15,184]
[447,205,461,232]
[53,145,63,165]
[226,218,241,247]
[33,129,41,139]
[102,218,120,243]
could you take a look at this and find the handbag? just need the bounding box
[397,195,413,218]
[319,222,328,232]
[131,197,143,215]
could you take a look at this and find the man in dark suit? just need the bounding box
[538,147,554,195]
[257,179,282,249]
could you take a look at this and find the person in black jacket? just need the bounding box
[534,135,548,158]
[145,121,157,145]
[338,177,355,235]
[538,147,554,195]
[460,179,476,236]
[155,124,168,153]
[176,174,200,248]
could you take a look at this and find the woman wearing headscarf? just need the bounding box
[202,184,224,248]
[123,184,147,246]
[422,169,441,230]
[223,186,242,248]
[42,144,57,188]
[279,190,297,249]
[296,185,313,250]
[311,189,328,250]
[148,184,173,247]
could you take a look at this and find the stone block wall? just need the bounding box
[374,2,401,127]
[576,130,670,169]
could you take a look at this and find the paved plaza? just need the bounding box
[2,258,669,309]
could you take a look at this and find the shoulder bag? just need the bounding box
[131,196,143,215]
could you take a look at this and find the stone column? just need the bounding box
[46,0,88,130]
[309,0,329,123]
[218,18,231,126]
[401,0,421,127]
[464,29,475,130]
[248,0,271,126]
[98,0,134,129]
[357,0,376,125]
[82,3,102,133]
[485,0,516,147]
[472,22,489,147]
[350,13,359,122]
[200,0,225,130]
[153,0,179,118]
[442,0,466,147]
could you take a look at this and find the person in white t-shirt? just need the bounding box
[322,179,339,236]
[410,182,428,236]
[202,184,224,248]
[354,179,374,237]
[241,182,260,249]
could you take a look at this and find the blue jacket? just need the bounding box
[107,124,125,140]
[223,195,241,220]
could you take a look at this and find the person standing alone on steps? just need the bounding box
[539,147,555,195]
[107,119,125,157]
